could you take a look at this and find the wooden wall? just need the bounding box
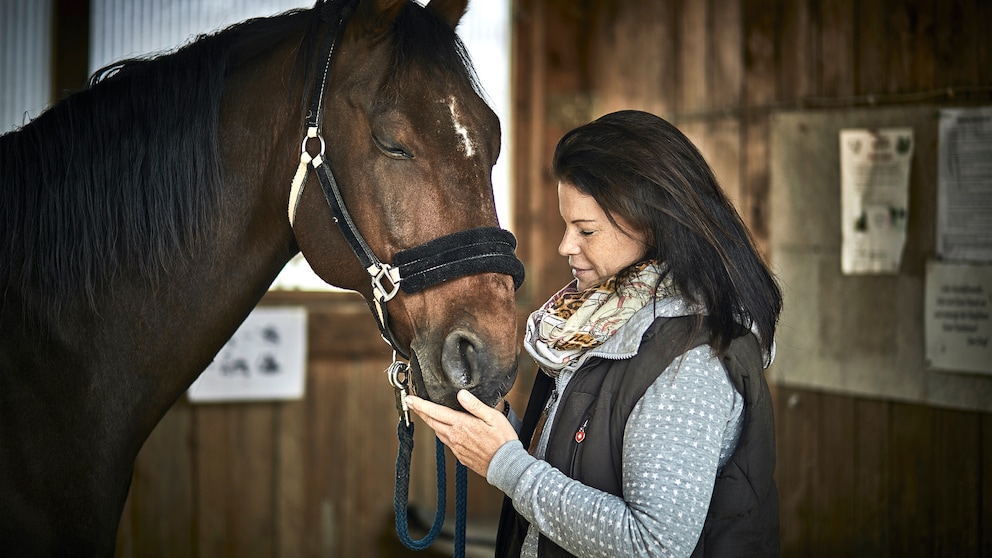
[511,1,992,557]
[109,0,992,556]
[115,293,511,557]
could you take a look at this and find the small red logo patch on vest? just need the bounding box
[575,418,589,443]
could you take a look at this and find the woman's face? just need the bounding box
[557,181,648,290]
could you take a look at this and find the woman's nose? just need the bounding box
[558,231,577,257]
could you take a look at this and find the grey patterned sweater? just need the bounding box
[487,296,749,558]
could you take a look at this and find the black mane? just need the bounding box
[388,2,485,99]
[0,5,316,316]
[0,0,483,318]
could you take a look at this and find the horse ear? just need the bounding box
[355,0,405,35]
[425,0,469,29]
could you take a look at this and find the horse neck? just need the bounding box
[1,50,304,460]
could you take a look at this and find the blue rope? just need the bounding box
[393,421,468,557]
[454,454,468,556]
[394,421,445,549]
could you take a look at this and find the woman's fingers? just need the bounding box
[406,391,518,477]
[405,394,456,428]
[456,389,498,423]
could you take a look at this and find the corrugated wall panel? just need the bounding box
[1,0,53,133]
[89,0,311,73]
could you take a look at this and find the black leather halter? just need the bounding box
[288,0,525,359]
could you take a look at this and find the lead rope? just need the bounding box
[388,357,468,557]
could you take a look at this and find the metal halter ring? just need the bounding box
[386,354,409,391]
[300,127,326,159]
[386,352,412,426]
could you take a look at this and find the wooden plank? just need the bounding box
[709,0,742,109]
[343,359,401,555]
[305,306,393,360]
[777,387,818,557]
[677,0,710,113]
[933,0,980,89]
[703,117,742,211]
[810,393,856,557]
[983,414,992,557]
[779,0,815,101]
[740,0,776,252]
[854,399,890,556]
[589,0,676,117]
[511,0,546,302]
[856,0,888,94]
[194,404,276,558]
[818,0,856,97]
[194,404,230,557]
[741,115,770,254]
[128,403,194,558]
[933,408,980,557]
[542,0,584,295]
[275,400,306,558]
[900,0,936,91]
[979,1,992,85]
[52,0,90,99]
[304,359,349,557]
[741,0,779,106]
[259,292,392,360]
[512,0,574,303]
[237,404,276,557]
[889,401,934,556]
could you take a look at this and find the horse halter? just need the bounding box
[288,0,525,360]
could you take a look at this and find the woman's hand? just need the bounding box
[405,390,519,478]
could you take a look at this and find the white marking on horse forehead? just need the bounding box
[446,96,476,158]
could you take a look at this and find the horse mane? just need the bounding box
[387,2,487,102]
[0,0,484,320]
[0,5,317,317]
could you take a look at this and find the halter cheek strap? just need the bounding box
[288,0,524,359]
[288,128,322,227]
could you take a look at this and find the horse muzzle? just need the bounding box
[409,326,518,411]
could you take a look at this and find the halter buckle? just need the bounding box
[386,353,411,426]
[371,264,402,302]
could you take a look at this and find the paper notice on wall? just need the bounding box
[937,107,992,262]
[839,128,914,274]
[188,306,307,402]
[925,261,992,375]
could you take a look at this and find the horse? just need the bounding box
[0,0,523,555]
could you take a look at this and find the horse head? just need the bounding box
[291,0,521,410]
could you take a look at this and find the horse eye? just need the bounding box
[372,134,413,159]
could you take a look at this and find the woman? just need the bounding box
[406,110,782,557]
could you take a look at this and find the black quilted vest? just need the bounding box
[494,316,780,557]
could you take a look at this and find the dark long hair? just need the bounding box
[551,110,782,357]
[0,0,485,317]
[0,4,321,320]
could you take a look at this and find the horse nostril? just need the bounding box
[441,329,482,388]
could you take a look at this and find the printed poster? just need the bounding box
[839,127,915,274]
[188,306,307,402]
[937,107,992,262]
[925,261,992,375]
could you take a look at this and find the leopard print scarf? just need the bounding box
[528,261,676,374]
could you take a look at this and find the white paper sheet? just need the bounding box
[839,127,915,274]
[925,261,992,375]
[937,107,992,262]
[188,306,307,402]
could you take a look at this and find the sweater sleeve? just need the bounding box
[487,345,741,558]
